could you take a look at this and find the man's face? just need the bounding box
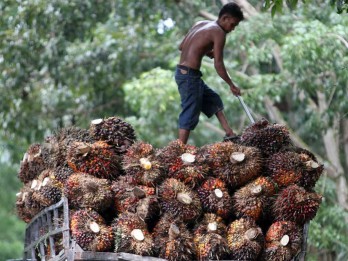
[225,16,240,33]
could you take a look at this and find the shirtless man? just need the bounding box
[175,3,244,144]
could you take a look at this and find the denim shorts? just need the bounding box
[175,65,224,130]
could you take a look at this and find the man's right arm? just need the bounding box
[213,32,241,96]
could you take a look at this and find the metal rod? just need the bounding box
[237,96,255,123]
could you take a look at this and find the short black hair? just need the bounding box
[218,2,244,21]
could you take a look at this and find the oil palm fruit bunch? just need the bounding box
[156,139,186,169]
[18,143,46,183]
[16,185,41,223]
[157,140,208,187]
[261,221,302,261]
[112,212,154,256]
[158,178,202,222]
[122,141,164,187]
[267,150,304,188]
[53,127,94,167]
[204,142,263,189]
[197,178,233,219]
[89,117,136,154]
[32,169,62,207]
[64,173,113,212]
[227,217,264,261]
[241,118,292,157]
[41,134,59,168]
[111,176,159,222]
[232,176,277,221]
[193,213,230,261]
[53,164,74,184]
[272,184,322,225]
[67,140,121,180]
[153,214,196,261]
[70,209,114,252]
[285,146,324,189]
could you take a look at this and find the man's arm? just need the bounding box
[213,32,241,96]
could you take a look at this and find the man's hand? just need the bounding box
[230,84,241,96]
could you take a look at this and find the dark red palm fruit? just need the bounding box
[112,212,154,256]
[122,141,165,187]
[53,127,94,167]
[153,214,196,261]
[89,117,136,154]
[233,176,277,221]
[66,140,121,180]
[156,139,187,170]
[32,169,62,207]
[64,173,113,212]
[157,140,208,187]
[272,184,322,225]
[240,118,292,157]
[203,142,263,189]
[197,178,233,219]
[70,209,114,252]
[227,217,265,261]
[261,221,302,261]
[18,143,46,183]
[16,185,41,223]
[286,146,324,189]
[111,176,159,223]
[193,213,230,261]
[53,164,74,184]
[267,151,304,188]
[41,134,59,168]
[158,178,202,223]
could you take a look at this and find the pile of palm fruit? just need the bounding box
[16,116,324,261]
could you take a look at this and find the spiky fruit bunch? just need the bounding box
[267,151,304,188]
[123,141,164,186]
[53,164,74,184]
[153,214,196,261]
[241,118,292,157]
[227,217,264,261]
[233,176,277,221]
[157,140,208,187]
[286,147,324,189]
[158,178,202,222]
[70,209,114,252]
[41,135,59,168]
[273,185,322,225]
[32,169,62,207]
[65,173,113,212]
[112,212,154,256]
[194,214,230,261]
[16,185,42,223]
[261,221,302,261]
[156,139,186,168]
[53,127,94,167]
[67,141,121,180]
[111,176,159,222]
[197,178,233,219]
[18,143,46,183]
[204,142,263,188]
[89,117,136,154]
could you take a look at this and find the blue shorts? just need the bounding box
[175,65,224,130]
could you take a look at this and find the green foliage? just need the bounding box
[309,177,348,260]
[0,163,26,261]
[263,0,348,14]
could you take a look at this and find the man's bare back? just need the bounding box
[179,21,225,70]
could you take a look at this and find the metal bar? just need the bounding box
[237,96,255,124]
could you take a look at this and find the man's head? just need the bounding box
[218,2,244,33]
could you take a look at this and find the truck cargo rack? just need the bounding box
[21,197,309,261]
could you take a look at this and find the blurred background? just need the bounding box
[0,0,347,260]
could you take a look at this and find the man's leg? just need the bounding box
[178,128,190,144]
[215,110,236,137]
